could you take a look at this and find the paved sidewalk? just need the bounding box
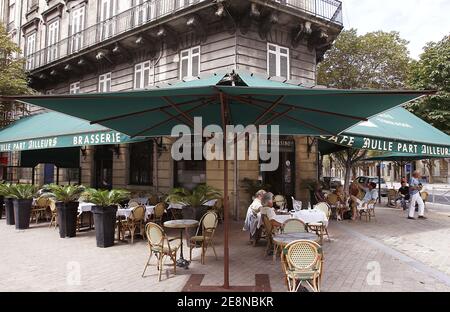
[0,206,449,292]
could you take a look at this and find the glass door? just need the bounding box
[100,0,116,40]
[47,20,59,62]
[94,146,113,190]
[70,6,85,53]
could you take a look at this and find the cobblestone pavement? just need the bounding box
[0,205,449,292]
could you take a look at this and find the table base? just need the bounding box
[177,258,191,269]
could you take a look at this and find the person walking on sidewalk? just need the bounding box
[408,171,426,220]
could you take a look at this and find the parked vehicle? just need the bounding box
[354,176,388,197]
[321,177,342,190]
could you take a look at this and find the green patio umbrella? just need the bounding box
[4,71,432,289]
[319,107,450,157]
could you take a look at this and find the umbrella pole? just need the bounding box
[378,161,382,204]
[220,93,230,289]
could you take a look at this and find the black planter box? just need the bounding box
[56,201,79,238]
[5,198,15,225]
[92,205,118,248]
[0,196,4,219]
[13,199,32,230]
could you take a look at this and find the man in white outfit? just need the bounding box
[408,170,426,220]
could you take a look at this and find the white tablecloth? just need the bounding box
[117,205,155,220]
[258,209,328,228]
[78,202,95,213]
[167,199,217,210]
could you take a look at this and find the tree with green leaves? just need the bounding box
[406,35,450,135]
[317,29,411,190]
[317,29,411,89]
[0,24,33,127]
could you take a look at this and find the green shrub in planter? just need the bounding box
[84,188,130,248]
[166,184,222,221]
[8,184,38,230]
[42,184,86,238]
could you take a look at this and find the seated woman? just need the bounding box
[259,192,282,229]
[313,182,327,204]
[334,185,349,221]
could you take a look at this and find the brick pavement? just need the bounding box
[0,206,449,292]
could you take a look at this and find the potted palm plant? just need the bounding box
[43,184,86,238]
[166,184,222,221]
[8,184,38,230]
[0,183,15,225]
[84,188,130,248]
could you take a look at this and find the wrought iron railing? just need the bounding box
[26,0,207,71]
[25,0,342,72]
[273,0,343,25]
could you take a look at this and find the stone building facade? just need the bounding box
[0,0,343,218]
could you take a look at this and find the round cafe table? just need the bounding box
[272,232,319,263]
[163,219,199,269]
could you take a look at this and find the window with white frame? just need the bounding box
[25,32,36,70]
[134,60,153,89]
[180,46,200,80]
[70,82,81,94]
[8,0,15,24]
[70,5,85,53]
[267,43,290,79]
[47,19,60,62]
[98,73,111,92]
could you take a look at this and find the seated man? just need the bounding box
[313,182,327,204]
[396,178,410,210]
[259,192,282,229]
[350,182,378,220]
[243,189,266,241]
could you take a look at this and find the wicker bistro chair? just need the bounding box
[359,199,377,222]
[211,198,223,222]
[189,211,219,264]
[31,196,51,224]
[282,219,308,234]
[128,200,140,208]
[261,214,275,257]
[326,193,339,220]
[280,240,323,292]
[420,191,429,208]
[273,219,309,262]
[308,202,331,244]
[142,222,181,281]
[118,205,146,244]
[387,189,398,207]
[150,202,166,224]
[49,199,58,228]
[148,194,159,206]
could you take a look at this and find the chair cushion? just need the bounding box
[190,235,211,242]
[151,238,181,254]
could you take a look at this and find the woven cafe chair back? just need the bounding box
[283,219,307,234]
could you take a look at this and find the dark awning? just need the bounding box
[21,147,80,168]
